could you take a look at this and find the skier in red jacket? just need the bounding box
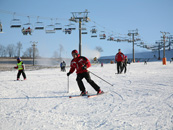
[67,50,103,96]
[115,49,125,74]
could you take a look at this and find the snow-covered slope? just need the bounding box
[0,62,173,130]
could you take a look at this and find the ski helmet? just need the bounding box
[71,50,78,55]
[17,57,21,61]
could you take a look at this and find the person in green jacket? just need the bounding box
[14,57,26,80]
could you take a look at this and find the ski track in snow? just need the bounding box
[0,62,173,130]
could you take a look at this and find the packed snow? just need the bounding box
[0,62,173,130]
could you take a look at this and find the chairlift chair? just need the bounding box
[69,23,76,30]
[114,37,121,42]
[45,24,55,33]
[35,22,44,30]
[99,31,106,40]
[10,19,22,28]
[81,23,87,34]
[63,28,72,34]
[91,26,97,34]
[107,36,114,41]
[82,31,87,34]
[54,23,62,30]
[90,26,97,37]
[34,17,44,30]
[22,22,33,35]
[63,25,72,34]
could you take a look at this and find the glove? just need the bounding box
[67,72,71,76]
[82,65,87,70]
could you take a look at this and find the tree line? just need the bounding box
[0,42,39,58]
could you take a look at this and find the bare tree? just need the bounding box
[58,44,64,58]
[0,44,7,57]
[95,46,103,53]
[16,42,22,57]
[53,51,59,58]
[6,44,16,57]
[23,47,32,57]
[23,47,39,58]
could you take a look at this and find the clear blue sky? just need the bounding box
[0,0,173,58]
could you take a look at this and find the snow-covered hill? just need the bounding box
[99,49,173,63]
[0,62,173,130]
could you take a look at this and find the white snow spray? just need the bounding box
[82,46,100,61]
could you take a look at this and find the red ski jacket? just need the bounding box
[115,52,125,62]
[69,54,91,74]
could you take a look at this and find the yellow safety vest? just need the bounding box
[17,61,23,70]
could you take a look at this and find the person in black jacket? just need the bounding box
[122,56,128,73]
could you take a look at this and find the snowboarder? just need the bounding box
[67,49,103,96]
[14,57,26,80]
[115,49,125,74]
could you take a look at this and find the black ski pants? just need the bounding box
[76,72,100,92]
[17,70,26,79]
[122,64,127,73]
[117,62,123,74]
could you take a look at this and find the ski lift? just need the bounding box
[10,13,22,28]
[99,31,106,40]
[90,26,97,37]
[63,25,72,34]
[45,19,55,33]
[22,16,33,35]
[34,16,44,30]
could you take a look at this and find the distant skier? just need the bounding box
[60,61,66,72]
[144,60,147,65]
[101,62,103,67]
[67,49,103,96]
[14,57,26,80]
[115,49,125,74]
[122,56,128,73]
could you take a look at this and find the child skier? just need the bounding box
[67,50,103,96]
[14,57,26,80]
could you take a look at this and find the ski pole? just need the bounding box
[67,76,69,93]
[89,71,114,86]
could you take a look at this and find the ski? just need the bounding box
[14,80,23,81]
[69,91,88,98]
[69,95,87,98]
[87,91,104,98]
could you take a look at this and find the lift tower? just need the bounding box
[30,41,38,66]
[160,31,170,65]
[128,29,139,62]
[70,10,89,55]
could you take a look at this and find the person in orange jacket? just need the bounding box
[67,50,103,96]
[14,57,26,80]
